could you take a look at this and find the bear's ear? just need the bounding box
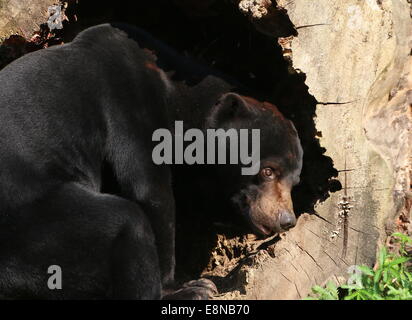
[206,93,256,128]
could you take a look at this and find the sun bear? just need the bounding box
[0,23,302,299]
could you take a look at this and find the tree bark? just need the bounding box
[0,0,57,41]
[211,0,412,300]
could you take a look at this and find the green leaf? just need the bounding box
[382,270,388,283]
[378,247,387,268]
[357,265,374,276]
[341,284,362,291]
[392,233,412,244]
[387,257,410,268]
[374,269,383,288]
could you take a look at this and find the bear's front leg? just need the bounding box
[107,130,176,287]
[121,166,176,286]
[107,120,217,299]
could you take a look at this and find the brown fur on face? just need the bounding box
[246,178,295,236]
[240,95,286,121]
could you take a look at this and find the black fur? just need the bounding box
[0,23,302,299]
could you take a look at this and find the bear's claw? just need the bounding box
[162,278,218,300]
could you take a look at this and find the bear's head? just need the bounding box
[206,93,303,237]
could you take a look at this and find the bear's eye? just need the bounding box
[260,167,276,180]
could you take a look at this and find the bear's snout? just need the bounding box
[234,180,298,237]
[279,210,296,231]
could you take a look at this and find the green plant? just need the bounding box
[306,233,412,300]
[305,281,339,300]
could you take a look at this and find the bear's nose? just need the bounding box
[279,211,296,231]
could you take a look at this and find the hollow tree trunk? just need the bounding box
[212,0,412,299]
